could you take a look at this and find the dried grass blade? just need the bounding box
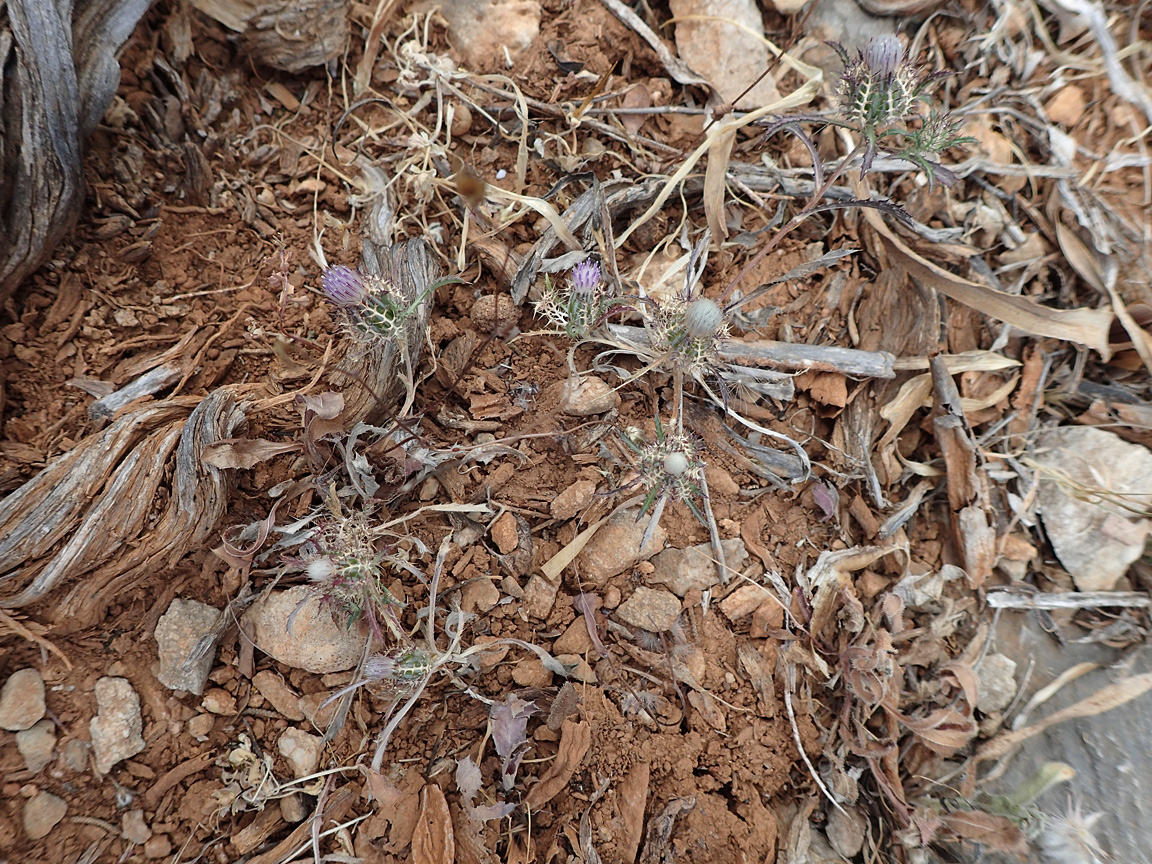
[861,205,1115,358]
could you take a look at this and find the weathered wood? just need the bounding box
[0,0,151,302]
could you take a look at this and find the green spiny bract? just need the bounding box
[648,294,730,379]
[321,265,431,345]
[622,418,709,524]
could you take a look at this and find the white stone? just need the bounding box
[278,727,324,778]
[560,374,620,416]
[976,654,1018,714]
[89,676,146,775]
[245,586,367,674]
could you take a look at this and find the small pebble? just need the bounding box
[252,671,305,721]
[23,791,66,840]
[555,654,597,684]
[0,669,46,732]
[560,374,619,416]
[121,809,152,845]
[615,587,681,632]
[511,658,553,688]
[976,654,1018,713]
[15,719,56,774]
[490,511,520,554]
[144,834,172,859]
[201,688,237,715]
[154,598,221,695]
[278,728,324,778]
[89,677,146,776]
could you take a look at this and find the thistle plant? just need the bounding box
[533,258,617,340]
[302,511,410,643]
[319,538,570,773]
[761,34,971,188]
[321,265,433,344]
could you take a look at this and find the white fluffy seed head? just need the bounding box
[683,298,724,339]
[663,452,689,475]
[307,557,336,581]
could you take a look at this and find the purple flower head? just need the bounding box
[571,259,601,295]
[863,35,903,78]
[363,654,398,680]
[322,266,368,306]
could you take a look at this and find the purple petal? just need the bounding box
[571,259,601,294]
[322,266,367,306]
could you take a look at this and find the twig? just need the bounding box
[987,590,1152,609]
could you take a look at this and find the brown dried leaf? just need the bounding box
[861,201,1115,358]
[412,784,454,864]
[939,810,1029,855]
[202,438,300,469]
[524,719,591,809]
[618,761,650,864]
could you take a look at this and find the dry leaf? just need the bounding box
[524,719,591,809]
[618,761,650,864]
[202,438,300,469]
[861,201,1115,358]
[412,784,454,864]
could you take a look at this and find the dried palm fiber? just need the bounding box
[0,0,151,303]
[188,0,350,73]
[0,219,434,628]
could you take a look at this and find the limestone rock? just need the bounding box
[439,0,541,70]
[669,0,781,109]
[0,668,46,731]
[576,506,666,584]
[650,539,748,596]
[278,727,324,778]
[16,719,56,774]
[89,676,146,775]
[23,791,66,840]
[615,587,681,633]
[560,374,620,416]
[121,809,152,845]
[154,598,220,694]
[245,586,367,674]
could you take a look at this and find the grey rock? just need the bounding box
[976,653,1017,714]
[669,0,781,109]
[521,575,559,620]
[650,539,748,596]
[121,809,152,845]
[439,0,541,70]
[615,587,681,633]
[89,676,146,775]
[0,668,46,731]
[245,586,367,674]
[154,598,220,694]
[576,506,666,584]
[23,791,67,840]
[826,805,865,858]
[278,727,323,778]
[16,719,56,773]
